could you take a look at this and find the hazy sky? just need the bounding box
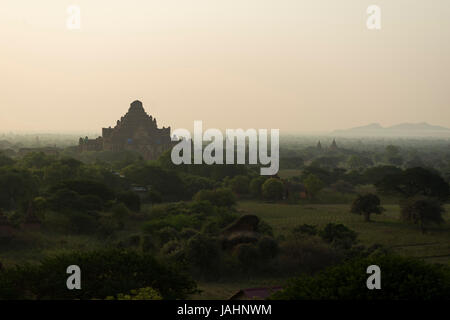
[1,0,449,134]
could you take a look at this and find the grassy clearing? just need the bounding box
[196,201,450,299]
[2,199,449,299]
[238,201,450,264]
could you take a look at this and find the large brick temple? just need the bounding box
[79,100,173,160]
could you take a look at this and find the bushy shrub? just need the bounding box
[67,211,98,234]
[181,174,216,198]
[97,216,120,237]
[201,220,220,234]
[249,176,267,198]
[319,223,358,249]
[142,215,200,234]
[160,240,186,265]
[157,227,179,245]
[117,191,141,212]
[0,249,196,300]
[272,254,450,300]
[122,164,186,201]
[229,175,250,195]
[141,234,156,253]
[185,233,220,275]
[258,236,279,260]
[193,188,236,208]
[143,190,163,204]
[292,224,318,237]
[303,174,324,199]
[116,234,141,248]
[256,220,274,237]
[277,236,341,274]
[179,228,198,240]
[112,203,130,229]
[235,243,261,271]
[400,196,445,233]
[262,178,284,201]
[51,179,115,202]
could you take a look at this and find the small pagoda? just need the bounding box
[329,139,338,151]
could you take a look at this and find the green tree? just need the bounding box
[261,178,284,201]
[249,176,267,198]
[271,254,450,300]
[292,224,318,237]
[185,233,221,275]
[0,153,14,167]
[235,243,261,271]
[351,193,384,222]
[21,152,54,169]
[319,223,357,249]
[376,167,449,201]
[112,203,130,229]
[122,163,185,201]
[400,196,445,233]
[257,236,279,260]
[0,249,196,300]
[193,188,236,208]
[181,174,215,198]
[229,175,250,195]
[310,156,341,169]
[363,165,402,185]
[303,174,324,199]
[51,179,115,202]
[0,168,37,210]
[385,145,403,166]
[117,191,141,212]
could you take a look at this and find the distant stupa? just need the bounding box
[330,139,338,151]
[317,141,322,150]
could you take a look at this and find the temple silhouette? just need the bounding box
[79,100,173,160]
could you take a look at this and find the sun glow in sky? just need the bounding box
[1,0,450,133]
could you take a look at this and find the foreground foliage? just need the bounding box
[0,249,196,300]
[272,254,450,300]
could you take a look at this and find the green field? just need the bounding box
[238,201,450,264]
[2,200,449,300]
[192,201,450,299]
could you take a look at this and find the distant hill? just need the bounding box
[332,122,450,137]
